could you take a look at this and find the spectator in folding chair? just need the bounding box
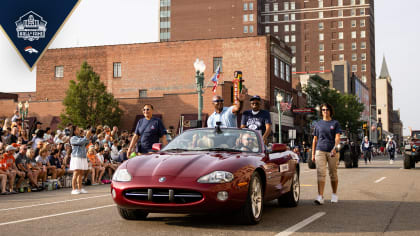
[16,145,39,190]
[36,148,57,182]
[2,145,19,193]
[87,147,104,185]
[26,148,42,189]
[0,155,12,194]
[48,149,65,183]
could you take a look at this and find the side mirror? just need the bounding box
[152,143,162,151]
[272,143,287,153]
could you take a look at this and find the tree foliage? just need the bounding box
[60,61,123,128]
[304,82,365,137]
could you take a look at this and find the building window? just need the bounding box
[361,31,366,38]
[319,12,323,19]
[320,66,325,71]
[351,20,356,27]
[113,62,121,78]
[352,42,357,50]
[274,15,279,22]
[274,3,278,11]
[213,57,223,72]
[274,57,279,77]
[265,26,270,33]
[361,53,366,60]
[265,4,269,12]
[160,0,171,7]
[286,64,290,82]
[274,25,278,32]
[318,22,324,30]
[284,14,289,21]
[292,67,296,72]
[291,24,296,31]
[243,14,248,22]
[160,32,170,40]
[360,19,366,27]
[281,61,285,80]
[249,14,254,21]
[339,43,344,50]
[362,75,367,83]
[249,25,254,33]
[291,46,296,53]
[352,53,357,61]
[339,32,344,39]
[351,9,356,16]
[319,44,324,51]
[284,25,289,32]
[265,15,269,22]
[338,10,343,17]
[352,31,357,38]
[249,3,253,10]
[352,65,357,72]
[351,0,356,5]
[360,8,365,15]
[361,42,366,49]
[318,0,323,8]
[285,35,290,42]
[160,10,170,17]
[291,35,296,42]
[319,55,324,62]
[291,14,296,21]
[362,64,366,71]
[243,3,248,10]
[360,0,365,4]
[291,2,295,10]
[338,0,343,6]
[339,54,344,60]
[55,66,64,78]
[284,2,289,10]
[338,21,343,28]
[160,21,171,28]
[319,33,324,40]
[139,89,147,98]
[244,25,248,33]
[292,57,296,64]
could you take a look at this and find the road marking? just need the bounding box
[275,212,326,236]
[300,184,313,187]
[0,204,115,226]
[0,194,109,212]
[374,177,387,183]
[302,170,315,173]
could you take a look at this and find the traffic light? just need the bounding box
[362,122,368,136]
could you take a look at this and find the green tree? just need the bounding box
[60,61,123,128]
[304,82,365,137]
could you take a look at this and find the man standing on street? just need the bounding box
[207,89,246,128]
[361,136,372,164]
[240,95,271,144]
[128,104,168,154]
[386,136,397,164]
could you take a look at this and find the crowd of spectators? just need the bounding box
[0,110,136,195]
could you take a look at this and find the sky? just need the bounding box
[0,0,418,135]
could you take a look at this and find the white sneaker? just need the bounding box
[390,160,394,164]
[80,188,88,194]
[71,189,80,195]
[331,194,338,203]
[314,195,324,205]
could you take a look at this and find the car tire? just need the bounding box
[278,170,300,207]
[238,172,263,225]
[353,159,359,168]
[344,151,352,168]
[307,151,316,169]
[117,207,149,220]
[404,155,412,169]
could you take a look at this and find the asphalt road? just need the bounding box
[1,154,420,236]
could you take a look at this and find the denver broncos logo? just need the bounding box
[24,46,38,54]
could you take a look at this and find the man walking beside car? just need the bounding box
[361,136,372,164]
[240,95,271,145]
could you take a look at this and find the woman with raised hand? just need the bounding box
[69,126,92,195]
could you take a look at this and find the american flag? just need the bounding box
[211,65,221,93]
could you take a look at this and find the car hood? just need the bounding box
[126,151,253,178]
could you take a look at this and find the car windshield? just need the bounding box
[162,129,261,153]
[412,131,420,139]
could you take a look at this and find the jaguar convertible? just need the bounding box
[111,126,300,224]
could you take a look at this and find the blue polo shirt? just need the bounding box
[313,119,342,152]
[207,106,237,128]
[135,117,167,153]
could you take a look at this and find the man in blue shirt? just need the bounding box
[240,95,272,144]
[207,90,246,128]
[128,104,168,154]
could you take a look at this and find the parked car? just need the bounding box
[404,130,420,169]
[111,126,300,224]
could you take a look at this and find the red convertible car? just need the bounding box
[111,127,300,224]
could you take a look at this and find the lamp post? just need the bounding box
[18,101,29,129]
[369,104,376,141]
[193,59,206,127]
[276,93,284,143]
[315,105,320,120]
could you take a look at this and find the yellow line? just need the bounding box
[301,184,313,187]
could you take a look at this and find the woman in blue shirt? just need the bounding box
[69,126,92,195]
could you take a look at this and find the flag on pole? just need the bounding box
[211,65,221,93]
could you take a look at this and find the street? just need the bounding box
[1,154,419,236]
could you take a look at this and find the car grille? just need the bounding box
[124,188,203,204]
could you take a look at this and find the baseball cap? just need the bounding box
[250,95,261,101]
[5,145,17,152]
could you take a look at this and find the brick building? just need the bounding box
[160,0,376,110]
[1,35,293,135]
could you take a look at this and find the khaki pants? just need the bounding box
[315,150,339,182]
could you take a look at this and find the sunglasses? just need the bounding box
[322,108,329,111]
[143,108,151,111]
[213,99,224,103]
[251,102,260,105]
[244,138,254,141]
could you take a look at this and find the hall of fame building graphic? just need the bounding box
[15,11,47,41]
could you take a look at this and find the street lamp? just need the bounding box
[18,101,29,129]
[194,59,206,127]
[369,104,376,141]
[276,93,284,143]
[315,105,320,120]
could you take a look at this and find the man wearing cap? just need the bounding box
[3,145,25,193]
[207,89,247,128]
[240,95,272,144]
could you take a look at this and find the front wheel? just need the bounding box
[117,207,149,220]
[238,172,263,225]
[278,170,300,207]
[404,155,412,169]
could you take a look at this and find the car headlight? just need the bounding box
[197,171,234,183]
[112,169,132,182]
